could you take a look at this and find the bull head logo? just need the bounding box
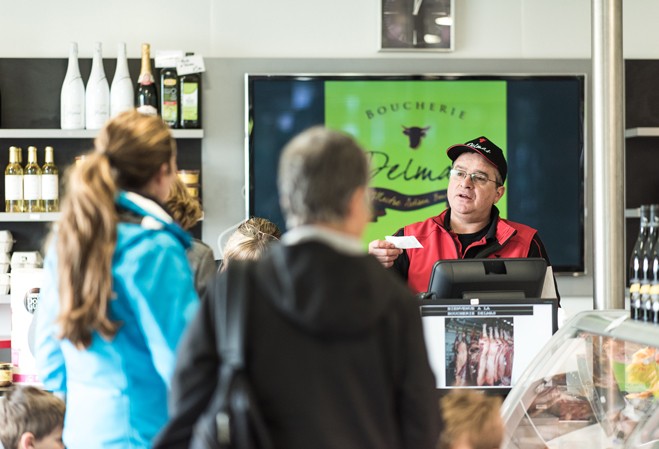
[402,126,430,149]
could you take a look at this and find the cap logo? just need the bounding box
[465,142,491,154]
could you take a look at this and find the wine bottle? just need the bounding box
[630,205,650,283]
[640,205,659,321]
[136,43,158,116]
[85,42,110,129]
[630,205,650,319]
[641,205,659,282]
[42,146,59,212]
[110,42,134,117]
[23,146,43,213]
[160,65,179,127]
[650,231,659,323]
[5,147,23,213]
[179,53,201,129]
[60,42,86,130]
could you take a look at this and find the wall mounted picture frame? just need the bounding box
[381,0,454,51]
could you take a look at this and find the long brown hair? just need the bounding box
[56,110,176,348]
[165,177,203,231]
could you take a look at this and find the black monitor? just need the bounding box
[246,74,586,274]
[426,258,549,300]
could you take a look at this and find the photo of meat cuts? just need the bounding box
[445,317,514,387]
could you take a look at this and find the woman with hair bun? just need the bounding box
[165,176,216,295]
[219,216,281,272]
[34,110,199,449]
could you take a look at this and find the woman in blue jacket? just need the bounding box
[34,110,200,449]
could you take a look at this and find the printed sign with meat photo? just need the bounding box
[445,317,514,387]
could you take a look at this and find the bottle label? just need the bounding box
[61,80,85,129]
[137,105,158,116]
[42,174,59,200]
[138,73,155,85]
[24,176,41,200]
[4,176,22,200]
[162,85,178,123]
[162,104,177,122]
[182,83,199,121]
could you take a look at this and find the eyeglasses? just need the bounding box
[449,168,500,187]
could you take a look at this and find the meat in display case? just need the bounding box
[502,310,659,449]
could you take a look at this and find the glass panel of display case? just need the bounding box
[502,311,659,449]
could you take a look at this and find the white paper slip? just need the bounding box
[385,236,423,249]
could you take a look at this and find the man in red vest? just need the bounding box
[368,136,557,297]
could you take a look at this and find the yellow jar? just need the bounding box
[185,184,200,198]
[0,363,12,387]
[177,170,200,185]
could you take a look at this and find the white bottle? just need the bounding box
[60,42,85,130]
[85,42,110,129]
[110,42,134,117]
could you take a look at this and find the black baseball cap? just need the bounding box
[446,136,507,183]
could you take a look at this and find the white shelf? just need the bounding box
[0,212,60,222]
[170,129,204,139]
[0,129,203,139]
[0,295,8,305]
[626,208,640,218]
[625,127,659,138]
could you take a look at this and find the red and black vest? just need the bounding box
[403,209,538,293]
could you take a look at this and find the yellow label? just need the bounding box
[640,284,651,295]
[630,283,641,294]
[0,365,12,385]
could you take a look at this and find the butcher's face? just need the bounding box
[447,152,505,223]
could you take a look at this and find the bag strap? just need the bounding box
[212,261,250,447]
[218,261,249,370]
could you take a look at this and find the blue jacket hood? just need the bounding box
[115,191,191,251]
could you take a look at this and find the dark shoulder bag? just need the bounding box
[189,261,273,449]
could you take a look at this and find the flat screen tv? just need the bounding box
[246,74,585,273]
[419,297,557,397]
[426,258,549,300]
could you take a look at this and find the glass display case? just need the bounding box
[502,310,659,449]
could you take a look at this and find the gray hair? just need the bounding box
[278,126,370,228]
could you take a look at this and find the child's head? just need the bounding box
[221,217,282,271]
[437,390,503,449]
[0,386,65,449]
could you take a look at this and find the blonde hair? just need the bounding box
[165,177,203,230]
[222,217,281,271]
[437,390,503,449]
[56,109,176,348]
[0,385,65,449]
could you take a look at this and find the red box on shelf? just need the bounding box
[0,337,9,364]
